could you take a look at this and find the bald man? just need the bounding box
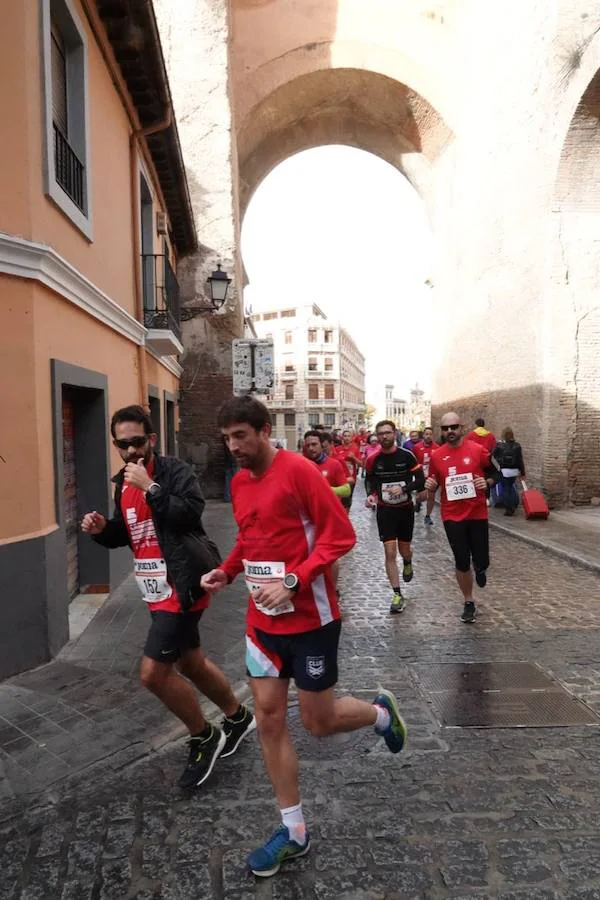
[425,412,498,623]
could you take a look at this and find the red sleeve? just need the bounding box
[329,457,349,487]
[219,478,245,581]
[290,459,356,590]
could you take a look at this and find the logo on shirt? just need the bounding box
[246,563,274,576]
[126,508,137,525]
[463,457,471,465]
[306,656,326,679]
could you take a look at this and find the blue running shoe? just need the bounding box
[247,825,311,877]
[373,687,408,754]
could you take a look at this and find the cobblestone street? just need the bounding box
[2,485,600,899]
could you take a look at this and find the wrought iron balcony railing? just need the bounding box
[142,253,181,343]
[53,123,85,211]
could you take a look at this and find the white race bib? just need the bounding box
[381,481,408,505]
[445,472,477,501]
[243,559,295,616]
[134,558,172,603]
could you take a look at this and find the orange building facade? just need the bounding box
[0,0,196,677]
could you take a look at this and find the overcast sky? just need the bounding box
[241,146,434,407]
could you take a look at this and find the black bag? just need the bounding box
[182,531,222,578]
[499,442,518,468]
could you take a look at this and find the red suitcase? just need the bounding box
[521,481,549,520]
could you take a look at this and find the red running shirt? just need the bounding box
[413,441,440,478]
[220,450,356,634]
[312,454,349,489]
[119,465,208,613]
[428,440,491,523]
[335,445,360,481]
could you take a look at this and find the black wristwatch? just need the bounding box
[283,573,300,593]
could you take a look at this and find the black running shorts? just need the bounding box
[246,620,341,692]
[443,519,490,573]
[143,610,204,663]
[376,505,415,544]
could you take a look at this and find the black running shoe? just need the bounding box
[475,570,487,588]
[178,726,226,789]
[221,706,257,759]
[461,601,477,623]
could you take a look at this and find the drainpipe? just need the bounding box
[130,109,173,405]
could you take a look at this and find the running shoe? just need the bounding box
[461,601,477,623]
[247,825,311,877]
[424,514,433,526]
[390,592,405,614]
[402,560,414,583]
[373,687,408,754]
[178,727,226,789]
[475,569,487,588]
[221,706,256,759]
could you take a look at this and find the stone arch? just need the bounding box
[236,66,453,220]
[545,63,600,504]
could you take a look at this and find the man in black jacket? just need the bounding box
[81,405,255,789]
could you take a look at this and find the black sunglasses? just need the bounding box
[113,436,148,450]
[440,424,461,432]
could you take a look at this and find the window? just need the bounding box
[324,358,334,372]
[324,413,335,427]
[42,0,91,236]
[285,383,294,400]
[325,383,335,400]
[284,413,296,426]
[309,383,319,400]
[281,309,296,318]
[324,330,333,343]
[308,329,317,343]
[308,357,318,372]
[284,331,292,345]
[284,362,295,372]
[263,312,278,321]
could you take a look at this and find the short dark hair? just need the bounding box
[320,432,332,443]
[375,419,396,432]
[110,405,153,439]
[217,395,271,431]
[304,429,323,442]
[475,418,485,427]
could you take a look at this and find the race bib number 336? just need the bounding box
[445,472,477,501]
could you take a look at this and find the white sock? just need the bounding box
[374,704,391,732]
[281,802,306,844]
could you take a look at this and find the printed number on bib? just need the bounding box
[134,558,172,603]
[381,481,408,505]
[243,559,295,616]
[445,472,476,501]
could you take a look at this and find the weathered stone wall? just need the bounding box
[154,0,244,497]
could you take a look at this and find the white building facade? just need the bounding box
[250,303,366,448]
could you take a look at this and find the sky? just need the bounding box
[241,146,435,409]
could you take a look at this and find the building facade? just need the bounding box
[0,0,196,678]
[251,304,366,448]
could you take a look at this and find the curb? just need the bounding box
[488,518,600,576]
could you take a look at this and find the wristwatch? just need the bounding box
[283,573,300,593]
[146,482,161,498]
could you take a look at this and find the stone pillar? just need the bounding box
[154,0,244,497]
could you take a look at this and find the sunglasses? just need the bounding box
[440,424,461,432]
[113,436,148,450]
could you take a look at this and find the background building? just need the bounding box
[0,0,195,678]
[251,303,366,447]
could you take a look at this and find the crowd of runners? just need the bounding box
[80,398,517,879]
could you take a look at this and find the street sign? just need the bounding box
[232,339,274,395]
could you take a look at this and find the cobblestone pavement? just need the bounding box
[2,484,600,899]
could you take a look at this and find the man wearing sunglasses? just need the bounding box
[425,412,498,623]
[81,405,255,789]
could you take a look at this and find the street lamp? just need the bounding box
[206,263,232,309]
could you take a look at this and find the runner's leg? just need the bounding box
[251,676,299,809]
[178,647,239,717]
[140,655,206,733]
[383,540,400,588]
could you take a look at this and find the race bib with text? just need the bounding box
[243,559,295,616]
[134,558,172,603]
[381,481,408,505]
[445,472,477,501]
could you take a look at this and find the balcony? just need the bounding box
[142,254,183,356]
[280,369,297,380]
[307,369,337,378]
[271,399,296,408]
[53,123,85,211]
[307,398,338,407]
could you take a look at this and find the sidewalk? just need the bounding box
[488,503,600,574]
[0,501,247,804]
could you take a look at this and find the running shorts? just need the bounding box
[144,610,204,663]
[443,519,489,573]
[245,620,341,692]
[376,504,415,544]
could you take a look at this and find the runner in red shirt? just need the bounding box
[334,429,362,511]
[412,427,440,525]
[201,396,407,878]
[425,411,498,623]
[82,404,255,790]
